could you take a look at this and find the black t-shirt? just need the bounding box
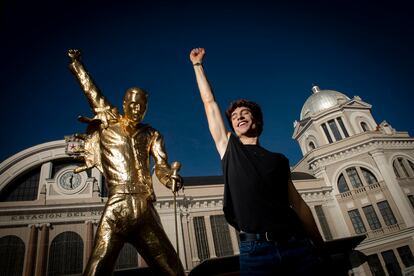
[222,134,305,236]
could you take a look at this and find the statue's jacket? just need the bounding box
[69,59,173,203]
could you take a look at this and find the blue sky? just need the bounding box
[1,0,413,176]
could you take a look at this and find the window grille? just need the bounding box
[210,215,233,257]
[115,243,138,271]
[381,250,402,276]
[377,201,397,226]
[0,235,25,275]
[348,209,366,234]
[47,231,83,276]
[362,205,382,230]
[346,167,363,188]
[193,217,210,261]
[0,166,40,201]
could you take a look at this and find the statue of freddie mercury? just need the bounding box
[67,49,185,276]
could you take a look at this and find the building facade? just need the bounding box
[1,86,413,275]
[292,86,414,275]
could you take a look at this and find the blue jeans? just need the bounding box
[239,238,323,275]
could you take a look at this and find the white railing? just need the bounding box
[336,181,385,200]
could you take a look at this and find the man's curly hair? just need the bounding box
[225,99,263,136]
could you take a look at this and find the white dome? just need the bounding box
[300,86,350,120]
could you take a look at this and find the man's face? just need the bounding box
[231,106,257,137]
[123,91,147,123]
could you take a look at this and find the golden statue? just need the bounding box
[67,49,185,276]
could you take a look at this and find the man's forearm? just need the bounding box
[193,65,216,104]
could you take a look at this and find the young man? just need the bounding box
[190,48,326,275]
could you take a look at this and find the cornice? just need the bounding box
[307,135,414,170]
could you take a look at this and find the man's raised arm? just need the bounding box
[190,48,229,158]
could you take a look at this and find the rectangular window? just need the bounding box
[397,245,414,267]
[348,209,366,234]
[321,123,333,143]
[210,215,233,257]
[362,205,382,230]
[193,217,210,261]
[328,119,342,141]
[377,201,397,226]
[367,254,386,276]
[381,250,402,276]
[346,167,363,188]
[315,205,333,240]
[337,117,349,137]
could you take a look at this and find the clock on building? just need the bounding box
[58,171,82,191]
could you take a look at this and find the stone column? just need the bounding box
[313,166,350,237]
[85,221,95,262]
[35,223,50,276]
[370,149,414,227]
[23,224,38,276]
[181,212,191,270]
[204,215,216,258]
[187,216,199,268]
[229,227,239,254]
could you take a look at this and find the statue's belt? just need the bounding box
[108,184,151,196]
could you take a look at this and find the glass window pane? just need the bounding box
[361,122,369,132]
[393,161,401,178]
[377,201,397,226]
[398,158,409,177]
[397,245,414,267]
[346,167,363,188]
[362,205,382,230]
[361,168,378,185]
[48,232,83,276]
[193,217,210,261]
[337,117,349,137]
[115,243,138,271]
[309,142,315,150]
[0,236,25,275]
[348,209,366,234]
[210,215,233,257]
[0,166,40,202]
[328,119,342,141]
[367,254,386,276]
[321,123,333,143]
[409,160,414,174]
[381,250,402,276]
[338,174,349,193]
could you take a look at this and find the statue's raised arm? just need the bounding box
[68,49,118,128]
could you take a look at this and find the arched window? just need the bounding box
[393,161,401,178]
[361,122,369,132]
[361,168,378,185]
[346,167,363,188]
[408,160,414,175]
[115,243,138,271]
[308,141,316,150]
[394,158,410,178]
[48,232,83,276]
[398,158,409,177]
[0,166,40,202]
[338,174,349,193]
[0,235,25,275]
